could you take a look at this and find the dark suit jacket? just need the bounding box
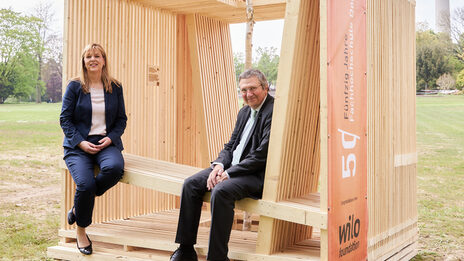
[60,80,127,152]
[213,94,274,181]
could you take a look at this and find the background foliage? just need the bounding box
[416,7,464,91]
[234,47,280,89]
[0,5,61,104]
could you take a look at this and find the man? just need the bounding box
[170,69,274,261]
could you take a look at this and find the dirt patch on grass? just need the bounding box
[0,148,62,259]
[0,185,59,205]
[0,150,61,219]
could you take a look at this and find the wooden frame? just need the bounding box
[48,0,417,260]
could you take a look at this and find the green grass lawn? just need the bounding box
[0,103,62,260]
[414,96,464,260]
[0,97,463,260]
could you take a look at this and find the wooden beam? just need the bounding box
[203,193,327,228]
[319,0,328,258]
[132,0,286,23]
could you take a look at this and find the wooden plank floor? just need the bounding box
[49,209,321,260]
[48,242,182,261]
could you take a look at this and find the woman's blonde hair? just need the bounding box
[75,43,120,93]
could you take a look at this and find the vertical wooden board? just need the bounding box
[185,14,211,167]
[185,14,239,162]
[320,0,329,258]
[256,0,303,252]
[176,14,211,168]
[366,0,417,259]
[257,0,321,254]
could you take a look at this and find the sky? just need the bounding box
[2,0,464,55]
[0,0,64,34]
[416,0,464,30]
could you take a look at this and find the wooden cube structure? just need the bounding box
[48,0,417,260]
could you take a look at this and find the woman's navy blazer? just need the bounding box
[60,80,127,152]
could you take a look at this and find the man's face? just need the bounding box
[239,76,268,109]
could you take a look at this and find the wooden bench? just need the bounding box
[50,153,324,260]
[121,153,327,229]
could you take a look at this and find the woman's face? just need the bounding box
[84,49,105,74]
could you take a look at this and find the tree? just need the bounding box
[0,76,14,103]
[456,69,464,90]
[234,52,245,86]
[0,8,41,103]
[42,56,62,102]
[233,48,280,90]
[32,1,58,103]
[436,73,455,90]
[11,52,40,100]
[444,7,464,72]
[253,47,279,88]
[416,29,454,91]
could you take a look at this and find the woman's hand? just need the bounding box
[78,141,101,154]
[95,137,112,150]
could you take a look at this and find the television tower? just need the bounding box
[435,0,450,34]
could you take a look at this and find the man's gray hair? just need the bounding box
[239,69,269,90]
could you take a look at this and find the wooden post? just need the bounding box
[319,0,328,259]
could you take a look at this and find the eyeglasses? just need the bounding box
[240,86,261,94]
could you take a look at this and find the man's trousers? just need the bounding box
[175,168,263,261]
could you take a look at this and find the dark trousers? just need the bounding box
[64,135,124,227]
[175,168,263,261]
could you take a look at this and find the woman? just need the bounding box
[60,43,127,255]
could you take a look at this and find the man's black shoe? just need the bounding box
[170,246,198,261]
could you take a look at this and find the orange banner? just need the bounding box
[327,0,367,260]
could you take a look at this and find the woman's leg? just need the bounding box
[64,149,96,247]
[94,145,124,196]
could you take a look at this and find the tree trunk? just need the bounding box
[245,0,254,69]
[36,54,42,103]
[243,0,254,232]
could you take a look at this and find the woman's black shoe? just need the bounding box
[77,234,92,255]
[67,206,76,225]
